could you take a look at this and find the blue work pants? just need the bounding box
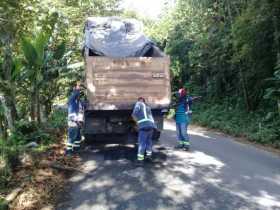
[176,122,190,146]
[137,127,153,161]
[66,126,81,153]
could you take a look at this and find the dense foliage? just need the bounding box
[0,0,121,188]
[0,0,122,135]
[146,0,280,145]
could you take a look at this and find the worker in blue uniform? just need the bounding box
[65,82,84,155]
[132,97,156,166]
[174,88,192,151]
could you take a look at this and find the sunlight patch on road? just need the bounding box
[164,120,213,139]
[256,175,280,187]
[123,167,145,179]
[254,190,280,208]
[82,160,98,172]
[162,183,195,202]
[169,149,225,187]
[204,177,223,185]
[80,176,114,191]
[69,174,86,183]
[172,150,225,169]
[211,183,280,210]
[155,172,195,201]
[109,187,136,200]
[190,151,225,168]
[188,130,212,139]
[163,121,176,131]
[91,193,118,210]
[172,165,196,177]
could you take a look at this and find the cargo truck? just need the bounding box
[83,17,171,142]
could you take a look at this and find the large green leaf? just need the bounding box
[34,32,50,66]
[53,42,66,60]
[11,58,23,80]
[21,37,38,67]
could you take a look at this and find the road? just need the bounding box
[58,121,280,210]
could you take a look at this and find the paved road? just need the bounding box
[58,121,280,210]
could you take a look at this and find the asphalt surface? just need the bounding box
[58,121,280,210]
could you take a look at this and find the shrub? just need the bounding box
[0,139,20,189]
[192,101,280,146]
[48,109,67,130]
[0,197,8,210]
[9,120,52,145]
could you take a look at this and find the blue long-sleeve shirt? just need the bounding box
[68,90,80,114]
[68,90,83,126]
[175,96,192,123]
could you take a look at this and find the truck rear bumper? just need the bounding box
[83,109,164,136]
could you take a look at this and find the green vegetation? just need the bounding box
[0,0,122,134]
[0,109,67,189]
[0,0,121,189]
[145,0,280,146]
[192,102,280,147]
[0,197,8,210]
[0,139,21,189]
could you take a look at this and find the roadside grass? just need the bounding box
[191,102,280,148]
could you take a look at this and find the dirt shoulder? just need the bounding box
[0,142,81,210]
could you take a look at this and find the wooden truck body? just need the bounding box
[84,56,171,141]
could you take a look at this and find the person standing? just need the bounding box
[132,97,156,166]
[174,88,192,151]
[65,82,84,155]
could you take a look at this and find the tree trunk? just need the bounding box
[41,105,47,123]
[0,115,6,140]
[0,95,15,131]
[1,37,18,130]
[36,90,41,124]
[4,93,17,125]
[277,100,280,115]
[43,100,52,121]
[0,118,4,139]
[0,116,8,140]
[239,67,251,111]
[30,89,36,121]
[46,101,52,117]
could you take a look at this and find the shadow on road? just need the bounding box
[57,121,280,210]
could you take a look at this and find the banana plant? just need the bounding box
[21,30,67,123]
[21,32,48,122]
